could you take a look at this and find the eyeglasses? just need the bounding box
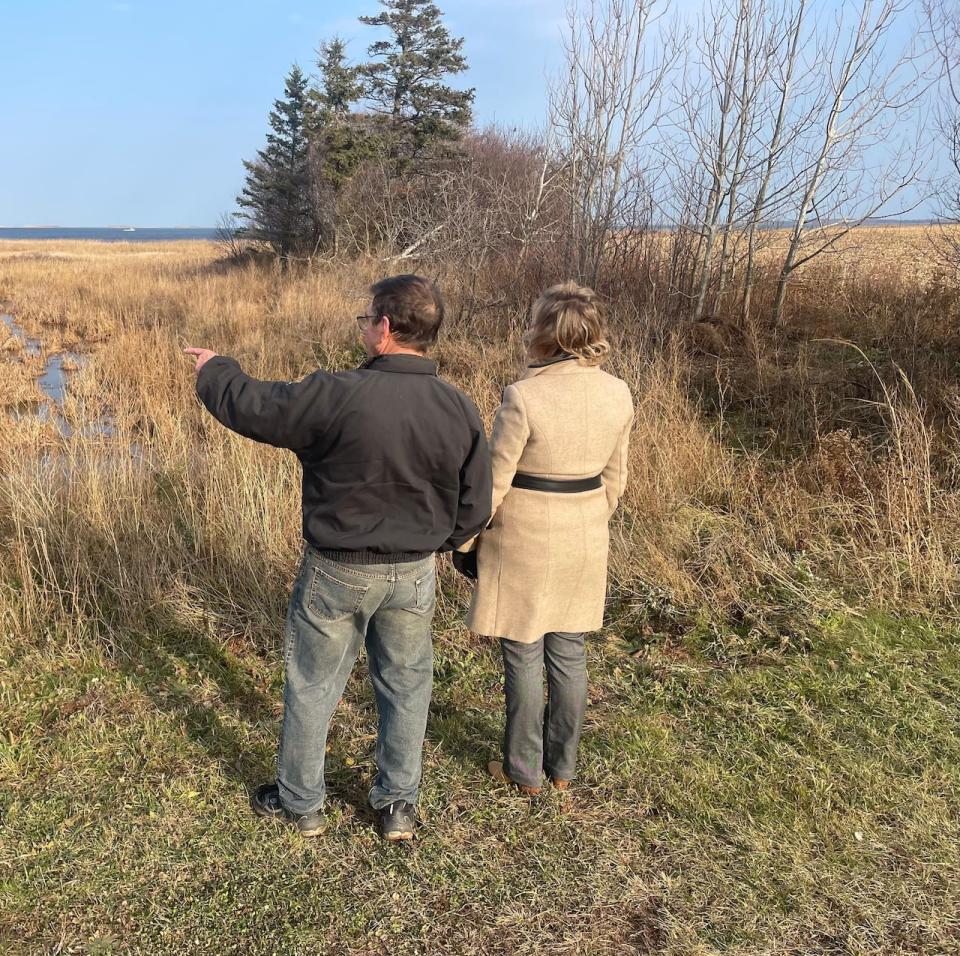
[356,314,370,330]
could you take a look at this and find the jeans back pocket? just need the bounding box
[308,564,369,622]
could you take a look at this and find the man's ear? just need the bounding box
[379,316,392,343]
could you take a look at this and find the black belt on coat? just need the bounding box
[511,472,603,493]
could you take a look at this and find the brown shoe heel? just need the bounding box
[487,760,541,796]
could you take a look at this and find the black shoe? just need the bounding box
[252,782,324,838]
[379,800,417,842]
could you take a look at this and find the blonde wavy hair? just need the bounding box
[524,281,610,366]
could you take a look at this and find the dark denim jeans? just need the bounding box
[500,632,588,789]
[276,547,436,815]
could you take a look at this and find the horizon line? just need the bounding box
[0,224,218,230]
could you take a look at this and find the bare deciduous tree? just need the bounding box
[665,0,816,324]
[684,0,757,323]
[768,0,929,325]
[664,0,927,327]
[549,0,677,289]
[739,0,810,322]
[924,0,960,274]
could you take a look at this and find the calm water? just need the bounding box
[0,227,217,242]
[2,314,114,437]
[2,313,41,357]
[0,223,938,243]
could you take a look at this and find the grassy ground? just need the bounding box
[2,236,960,953]
[4,610,959,954]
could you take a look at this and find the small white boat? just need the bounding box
[123,227,136,232]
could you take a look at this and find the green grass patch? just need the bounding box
[2,609,959,954]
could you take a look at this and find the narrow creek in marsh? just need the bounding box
[2,313,113,437]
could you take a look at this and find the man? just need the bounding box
[184,274,492,841]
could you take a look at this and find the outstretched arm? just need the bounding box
[186,348,323,451]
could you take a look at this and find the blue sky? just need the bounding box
[0,0,567,226]
[0,0,939,226]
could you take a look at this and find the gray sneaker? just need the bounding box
[252,782,324,838]
[379,800,417,841]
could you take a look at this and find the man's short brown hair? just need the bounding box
[370,274,444,352]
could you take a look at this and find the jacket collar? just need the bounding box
[361,353,438,376]
[528,353,579,369]
[523,354,595,379]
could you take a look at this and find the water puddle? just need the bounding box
[2,313,113,437]
[1,313,41,357]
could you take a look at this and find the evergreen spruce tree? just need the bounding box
[312,38,363,119]
[237,64,319,261]
[308,38,377,193]
[358,0,474,170]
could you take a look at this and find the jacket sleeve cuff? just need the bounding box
[195,355,240,403]
[197,354,239,382]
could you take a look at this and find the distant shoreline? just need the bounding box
[0,227,218,242]
[0,221,948,246]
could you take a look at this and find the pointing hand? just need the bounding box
[184,347,218,374]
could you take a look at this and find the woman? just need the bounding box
[457,281,634,795]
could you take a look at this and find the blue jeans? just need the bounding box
[276,547,436,815]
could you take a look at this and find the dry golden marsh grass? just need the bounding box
[3,230,960,625]
[1,232,960,954]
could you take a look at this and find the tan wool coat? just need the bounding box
[464,357,634,643]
